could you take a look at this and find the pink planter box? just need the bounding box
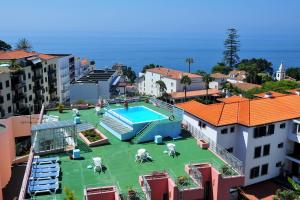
[71,104,89,109]
[197,139,209,149]
[79,129,109,147]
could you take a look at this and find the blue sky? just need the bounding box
[1,0,300,37]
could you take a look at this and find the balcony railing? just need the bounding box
[286,153,300,164]
[183,120,244,175]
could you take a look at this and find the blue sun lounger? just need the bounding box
[32,163,59,169]
[29,178,58,186]
[30,171,60,179]
[31,166,60,173]
[28,182,59,195]
[32,156,59,164]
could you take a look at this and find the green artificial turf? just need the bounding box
[35,103,224,199]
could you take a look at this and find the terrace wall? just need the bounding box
[138,121,181,143]
[0,115,39,197]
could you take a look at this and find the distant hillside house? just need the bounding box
[209,73,228,89]
[227,70,247,83]
[70,69,118,103]
[232,82,261,91]
[138,67,205,97]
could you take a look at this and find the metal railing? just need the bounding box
[184,120,244,175]
[149,98,184,119]
[142,176,152,200]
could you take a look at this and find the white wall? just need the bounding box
[70,83,99,104]
[182,111,292,186]
[140,71,205,97]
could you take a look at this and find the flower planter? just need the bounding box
[79,129,109,147]
[71,104,89,110]
[197,139,209,149]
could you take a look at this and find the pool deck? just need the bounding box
[37,102,225,199]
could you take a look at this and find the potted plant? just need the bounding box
[220,164,234,176]
[57,103,64,113]
[127,187,137,200]
[145,98,149,103]
[176,175,188,187]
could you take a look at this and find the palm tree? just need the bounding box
[16,38,32,51]
[180,75,192,101]
[156,80,167,97]
[202,74,214,101]
[185,58,194,73]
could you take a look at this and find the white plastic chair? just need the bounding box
[93,157,102,172]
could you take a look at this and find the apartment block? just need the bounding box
[138,67,205,97]
[177,91,300,186]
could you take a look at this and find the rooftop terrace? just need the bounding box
[37,102,225,199]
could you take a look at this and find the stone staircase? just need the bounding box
[100,115,132,134]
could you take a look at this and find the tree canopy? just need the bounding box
[0,40,12,51]
[286,67,300,81]
[141,64,162,73]
[236,58,273,84]
[211,63,232,75]
[185,57,194,73]
[223,28,240,67]
[124,67,136,83]
[16,38,32,51]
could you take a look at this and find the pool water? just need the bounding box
[111,106,167,123]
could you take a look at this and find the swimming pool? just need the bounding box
[111,106,167,123]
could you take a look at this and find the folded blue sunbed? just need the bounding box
[30,171,60,179]
[27,182,59,195]
[29,178,58,186]
[32,156,59,164]
[31,166,60,173]
[32,163,59,169]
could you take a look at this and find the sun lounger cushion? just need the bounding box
[32,163,59,169]
[30,171,60,179]
[29,178,58,186]
[28,182,59,195]
[31,166,60,173]
[33,156,59,164]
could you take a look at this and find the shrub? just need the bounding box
[57,104,64,113]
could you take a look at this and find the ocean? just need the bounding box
[1,31,300,73]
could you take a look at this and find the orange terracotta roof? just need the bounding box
[0,50,38,60]
[288,88,300,94]
[81,59,88,65]
[254,91,286,98]
[38,53,57,60]
[177,94,300,126]
[210,73,228,79]
[233,82,261,91]
[147,67,201,79]
[217,95,248,103]
[170,89,220,99]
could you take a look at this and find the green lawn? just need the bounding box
[36,103,224,199]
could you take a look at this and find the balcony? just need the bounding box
[33,84,42,91]
[286,153,300,164]
[13,93,25,102]
[48,68,56,74]
[33,74,43,81]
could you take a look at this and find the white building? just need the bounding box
[227,70,246,84]
[138,67,205,97]
[70,69,118,103]
[276,62,286,81]
[177,92,300,186]
[209,73,228,89]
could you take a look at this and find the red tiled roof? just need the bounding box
[288,88,300,94]
[170,89,220,99]
[233,82,261,91]
[217,95,248,103]
[147,67,201,79]
[0,50,38,60]
[177,94,300,126]
[210,73,228,79]
[38,53,57,60]
[81,59,88,65]
[254,91,286,98]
